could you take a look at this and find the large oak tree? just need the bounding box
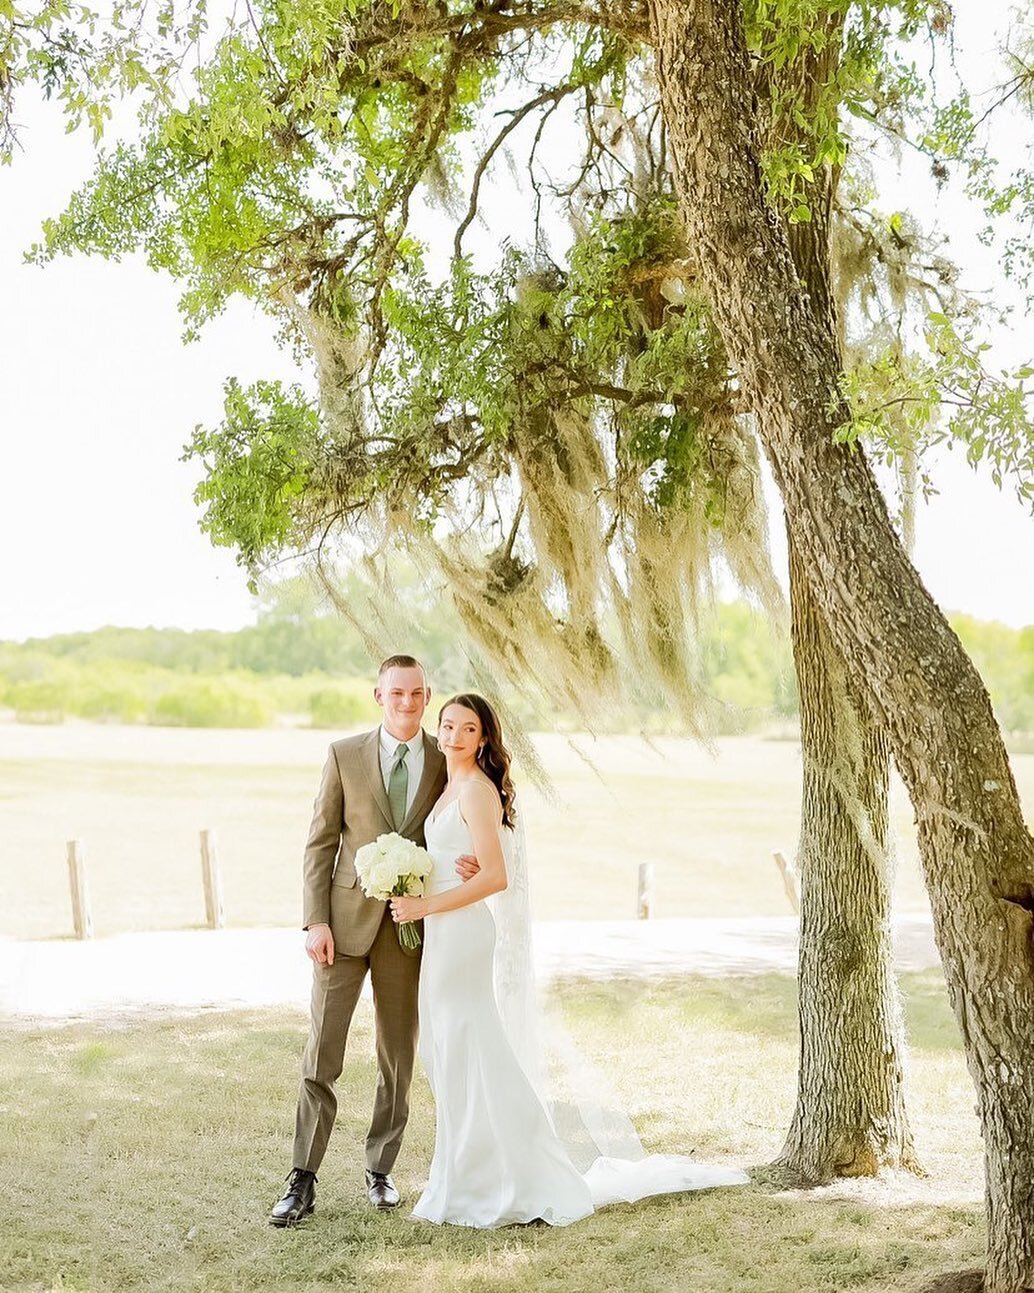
[649,3,1034,1288]
[26,1,1034,1286]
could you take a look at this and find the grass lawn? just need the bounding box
[7,723,1032,940]
[0,972,985,1293]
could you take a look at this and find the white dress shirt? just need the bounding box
[378,725,425,817]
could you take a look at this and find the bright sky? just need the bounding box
[0,6,1031,643]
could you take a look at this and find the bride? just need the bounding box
[390,692,748,1228]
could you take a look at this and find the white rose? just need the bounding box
[371,860,399,893]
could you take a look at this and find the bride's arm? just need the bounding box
[390,783,507,922]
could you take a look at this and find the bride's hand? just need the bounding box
[391,895,430,923]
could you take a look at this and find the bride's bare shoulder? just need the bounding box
[458,776,503,819]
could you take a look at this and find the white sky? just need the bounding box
[0,6,1032,643]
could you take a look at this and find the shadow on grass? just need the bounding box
[554,968,962,1056]
[899,970,964,1054]
[552,970,800,1042]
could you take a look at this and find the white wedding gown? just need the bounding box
[412,799,749,1229]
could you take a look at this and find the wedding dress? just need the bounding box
[413,797,749,1229]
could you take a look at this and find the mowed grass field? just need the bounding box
[0,722,1006,1292]
[3,721,1033,940]
[0,973,985,1293]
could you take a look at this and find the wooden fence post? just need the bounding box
[773,849,801,915]
[637,862,654,920]
[200,829,225,930]
[66,839,94,940]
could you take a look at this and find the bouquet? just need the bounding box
[353,832,435,950]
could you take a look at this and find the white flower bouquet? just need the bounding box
[353,831,435,950]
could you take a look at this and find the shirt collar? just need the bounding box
[380,725,423,759]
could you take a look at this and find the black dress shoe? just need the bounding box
[365,1169,400,1210]
[270,1168,316,1227]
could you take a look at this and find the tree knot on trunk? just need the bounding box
[998,890,1034,967]
[999,890,1034,917]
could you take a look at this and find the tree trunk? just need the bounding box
[767,29,919,1184]
[776,529,920,1181]
[649,3,1034,1287]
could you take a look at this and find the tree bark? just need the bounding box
[777,529,920,1181]
[766,27,919,1184]
[649,2,1034,1287]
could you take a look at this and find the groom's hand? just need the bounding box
[305,923,335,966]
[455,853,480,881]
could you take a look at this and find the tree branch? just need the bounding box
[454,79,584,258]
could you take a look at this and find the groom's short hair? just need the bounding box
[378,653,424,677]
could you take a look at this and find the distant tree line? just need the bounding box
[0,578,1029,736]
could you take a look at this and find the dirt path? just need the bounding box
[0,915,939,1024]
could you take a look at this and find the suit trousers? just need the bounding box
[292,904,421,1175]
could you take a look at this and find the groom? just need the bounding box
[271,654,453,1225]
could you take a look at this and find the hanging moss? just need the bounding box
[247,204,787,738]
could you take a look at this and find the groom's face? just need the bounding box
[375,665,430,740]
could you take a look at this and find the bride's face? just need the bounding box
[438,704,482,765]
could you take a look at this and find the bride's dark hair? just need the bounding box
[439,693,517,828]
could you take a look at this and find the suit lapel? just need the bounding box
[400,732,446,835]
[361,728,395,831]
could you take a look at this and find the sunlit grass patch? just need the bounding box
[1,972,985,1292]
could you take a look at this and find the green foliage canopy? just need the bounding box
[18,0,1034,721]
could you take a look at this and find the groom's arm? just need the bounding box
[454,853,480,881]
[302,744,344,942]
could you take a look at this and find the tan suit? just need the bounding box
[293,727,446,1175]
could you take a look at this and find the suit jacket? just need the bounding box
[302,727,447,958]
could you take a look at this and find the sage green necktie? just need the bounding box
[388,742,409,828]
